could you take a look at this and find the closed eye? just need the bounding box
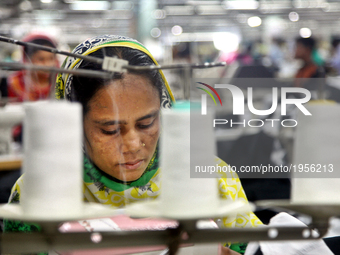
[101,128,120,135]
[138,119,156,129]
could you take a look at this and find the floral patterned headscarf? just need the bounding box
[55,35,174,107]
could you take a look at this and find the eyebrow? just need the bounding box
[94,110,159,126]
[137,110,159,121]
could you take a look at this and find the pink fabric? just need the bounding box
[58,215,190,255]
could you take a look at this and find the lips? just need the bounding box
[119,160,144,170]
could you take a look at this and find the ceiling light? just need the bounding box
[164,6,195,16]
[248,16,262,27]
[260,1,291,11]
[20,1,32,11]
[171,25,183,36]
[213,32,240,53]
[299,28,312,38]
[153,9,166,19]
[223,0,259,10]
[289,12,299,22]
[150,27,161,38]
[40,0,53,3]
[70,1,110,11]
[196,5,226,15]
[187,1,220,5]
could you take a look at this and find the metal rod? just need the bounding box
[0,35,103,64]
[124,62,227,71]
[0,62,112,79]
[0,226,327,254]
[0,35,227,71]
[0,61,227,78]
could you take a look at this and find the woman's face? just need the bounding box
[83,73,161,182]
[29,50,57,79]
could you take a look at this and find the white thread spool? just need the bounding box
[21,101,83,218]
[159,103,219,218]
[292,103,340,204]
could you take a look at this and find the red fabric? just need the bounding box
[7,71,53,140]
[7,71,52,102]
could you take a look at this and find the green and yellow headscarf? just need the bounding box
[55,35,175,107]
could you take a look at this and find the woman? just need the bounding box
[6,33,59,102]
[2,33,58,143]
[5,35,261,254]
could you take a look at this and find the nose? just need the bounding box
[121,129,142,154]
[43,58,56,67]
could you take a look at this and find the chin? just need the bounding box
[114,169,145,182]
[125,172,145,182]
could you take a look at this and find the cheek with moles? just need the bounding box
[83,73,161,182]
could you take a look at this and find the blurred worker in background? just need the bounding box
[4,33,59,101]
[294,37,325,88]
[1,33,58,142]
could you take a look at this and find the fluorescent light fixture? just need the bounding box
[33,10,64,20]
[187,1,221,5]
[164,6,195,15]
[40,0,53,3]
[213,32,240,53]
[196,5,226,15]
[300,28,312,38]
[70,1,110,11]
[223,0,259,10]
[248,16,262,27]
[260,1,291,10]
